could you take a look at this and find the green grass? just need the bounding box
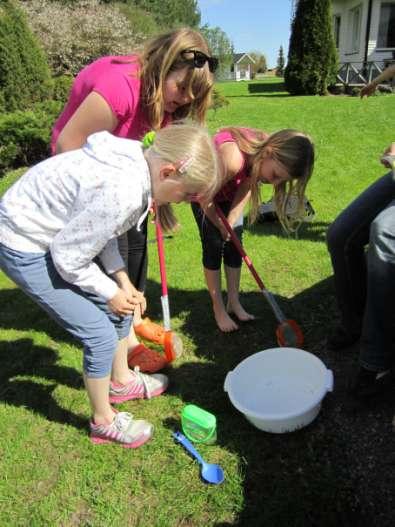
[1,82,394,526]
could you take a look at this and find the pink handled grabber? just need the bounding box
[215,204,304,348]
[155,208,183,362]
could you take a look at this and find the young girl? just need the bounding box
[51,27,218,359]
[192,127,314,332]
[0,122,218,448]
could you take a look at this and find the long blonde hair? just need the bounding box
[220,127,314,233]
[139,28,215,129]
[148,122,219,231]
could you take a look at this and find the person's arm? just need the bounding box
[226,179,251,227]
[201,142,246,238]
[56,92,119,153]
[380,142,395,169]
[50,180,140,300]
[360,64,395,98]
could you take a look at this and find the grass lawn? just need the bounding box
[0,79,394,526]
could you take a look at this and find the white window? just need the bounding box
[377,2,395,48]
[349,4,362,52]
[333,14,341,48]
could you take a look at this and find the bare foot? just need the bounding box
[213,305,239,332]
[227,302,255,322]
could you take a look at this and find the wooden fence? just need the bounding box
[337,60,395,88]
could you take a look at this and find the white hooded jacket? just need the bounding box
[0,132,152,300]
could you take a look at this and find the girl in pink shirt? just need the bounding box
[192,127,315,332]
[51,27,218,363]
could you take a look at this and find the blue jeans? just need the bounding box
[327,172,395,371]
[0,244,132,378]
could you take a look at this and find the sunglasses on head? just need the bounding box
[181,49,219,73]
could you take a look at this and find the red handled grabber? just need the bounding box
[215,204,304,348]
[155,208,183,362]
[128,210,182,373]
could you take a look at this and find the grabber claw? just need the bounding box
[276,319,304,348]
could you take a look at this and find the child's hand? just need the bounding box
[108,289,135,316]
[380,143,395,168]
[122,282,147,315]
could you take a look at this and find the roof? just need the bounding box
[233,53,255,64]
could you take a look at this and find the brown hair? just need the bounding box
[219,127,314,233]
[139,28,215,129]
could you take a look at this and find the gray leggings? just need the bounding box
[0,244,131,378]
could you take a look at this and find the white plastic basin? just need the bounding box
[224,347,333,433]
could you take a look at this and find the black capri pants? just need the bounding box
[118,219,148,292]
[191,201,243,271]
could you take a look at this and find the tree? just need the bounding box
[249,51,267,75]
[200,25,233,79]
[0,0,52,112]
[276,45,285,76]
[284,0,338,95]
[127,0,201,29]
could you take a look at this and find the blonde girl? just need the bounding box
[192,127,314,332]
[51,27,218,359]
[0,122,219,448]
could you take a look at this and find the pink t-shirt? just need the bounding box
[214,129,252,203]
[51,55,171,153]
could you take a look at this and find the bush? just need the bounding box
[0,101,62,174]
[0,0,53,111]
[17,0,147,76]
[210,88,229,112]
[52,75,73,104]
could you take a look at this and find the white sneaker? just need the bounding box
[109,367,169,403]
[90,411,153,448]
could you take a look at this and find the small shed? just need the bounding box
[229,53,255,81]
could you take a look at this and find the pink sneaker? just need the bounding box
[109,367,169,404]
[90,411,153,448]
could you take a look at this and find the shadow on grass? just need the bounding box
[0,288,87,429]
[225,94,290,99]
[246,219,331,243]
[248,81,286,93]
[0,337,86,429]
[1,278,393,525]
[157,276,393,526]
[0,287,78,344]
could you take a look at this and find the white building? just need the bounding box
[332,0,395,84]
[227,53,255,81]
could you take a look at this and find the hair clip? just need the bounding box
[178,155,193,174]
[142,130,156,149]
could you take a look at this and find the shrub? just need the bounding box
[17,0,146,76]
[0,101,62,174]
[284,0,338,95]
[52,75,73,104]
[210,88,229,112]
[0,0,53,111]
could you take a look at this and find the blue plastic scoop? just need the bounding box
[173,431,224,485]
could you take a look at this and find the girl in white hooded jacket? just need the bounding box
[0,123,218,448]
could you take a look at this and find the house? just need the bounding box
[332,0,395,85]
[226,53,255,81]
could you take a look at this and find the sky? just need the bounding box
[198,0,295,68]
